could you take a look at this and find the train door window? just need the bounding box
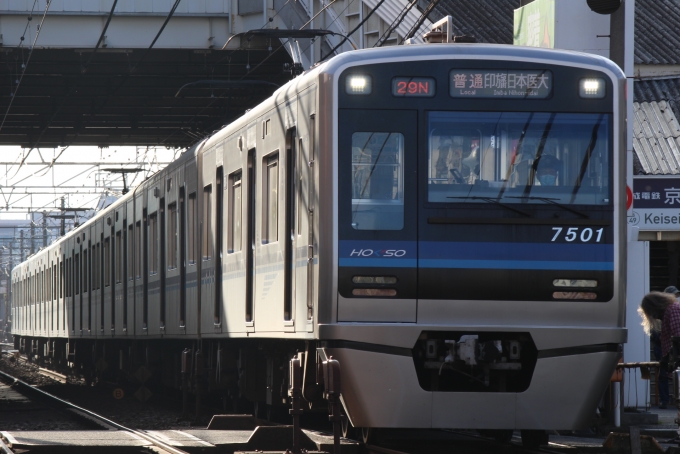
[135,222,142,279]
[229,171,242,253]
[168,203,177,269]
[263,154,279,244]
[350,132,404,230]
[203,185,212,260]
[149,212,158,274]
[188,193,197,264]
[104,238,110,287]
[128,225,134,280]
[115,231,122,283]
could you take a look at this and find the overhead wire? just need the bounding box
[1,0,53,177]
[374,0,419,47]
[320,0,386,61]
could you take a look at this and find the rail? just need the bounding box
[0,367,191,454]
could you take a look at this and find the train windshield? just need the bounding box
[428,112,611,205]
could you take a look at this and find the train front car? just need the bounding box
[318,45,626,433]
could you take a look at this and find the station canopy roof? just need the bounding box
[0,39,294,149]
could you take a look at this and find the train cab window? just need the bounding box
[135,222,142,279]
[351,132,404,230]
[115,231,122,283]
[128,225,134,280]
[104,238,110,287]
[203,186,212,260]
[188,193,197,264]
[229,171,242,253]
[427,112,612,205]
[263,154,279,243]
[149,212,158,274]
[168,203,177,269]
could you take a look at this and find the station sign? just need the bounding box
[449,70,552,99]
[627,177,680,230]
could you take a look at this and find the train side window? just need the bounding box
[263,153,279,244]
[104,238,111,287]
[95,243,100,290]
[128,225,134,280]
[168,203,177,269]
[149,212,158,274]
[203,185,212,260]
[60,258,64,299]
[228,171,242,253]
[188,193,197,264]
[75,253,80,295]
[115,231,122,283]
[350,132,404,230]
[83,250,88,293]
[135,222,142,279]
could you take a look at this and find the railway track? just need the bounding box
[0,367,191,454]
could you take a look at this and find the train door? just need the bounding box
[284,128,297,329]
[246,149,256,328]
[179,186,187,329]
[337,110,418,322]
[214,166,224,331]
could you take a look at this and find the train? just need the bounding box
[10,43,626,445]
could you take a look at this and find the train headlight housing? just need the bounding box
[346,75,372,95]
[579,78,605,98]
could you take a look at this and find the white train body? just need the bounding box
[12,44,627,431]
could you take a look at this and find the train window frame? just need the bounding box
[188,192,197,264]
[168,202,178,270]
[262,152,279,244]
[228,171,243,254]
[203,185,212,261]
[149,212,158,275]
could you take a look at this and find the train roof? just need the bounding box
[315,43,626,79]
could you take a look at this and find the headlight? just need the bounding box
[579,78,605,98]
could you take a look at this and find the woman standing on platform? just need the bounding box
[639,291,680,408]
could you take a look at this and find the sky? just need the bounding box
[0,145,180,221]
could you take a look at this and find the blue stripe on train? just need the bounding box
[338,240,613,270]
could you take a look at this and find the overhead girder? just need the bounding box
[0,43,294,148]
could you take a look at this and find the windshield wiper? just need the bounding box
[448,196,531,217]
[507,196,589,218]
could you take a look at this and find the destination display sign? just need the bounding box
[449,70,552,99]
[391,77,436,97]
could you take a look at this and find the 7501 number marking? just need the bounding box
[551,227,604,242]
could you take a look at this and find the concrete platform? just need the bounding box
[0,425,360,453]
[1,430,151,449]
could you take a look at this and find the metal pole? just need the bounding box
[20,231,24,262]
